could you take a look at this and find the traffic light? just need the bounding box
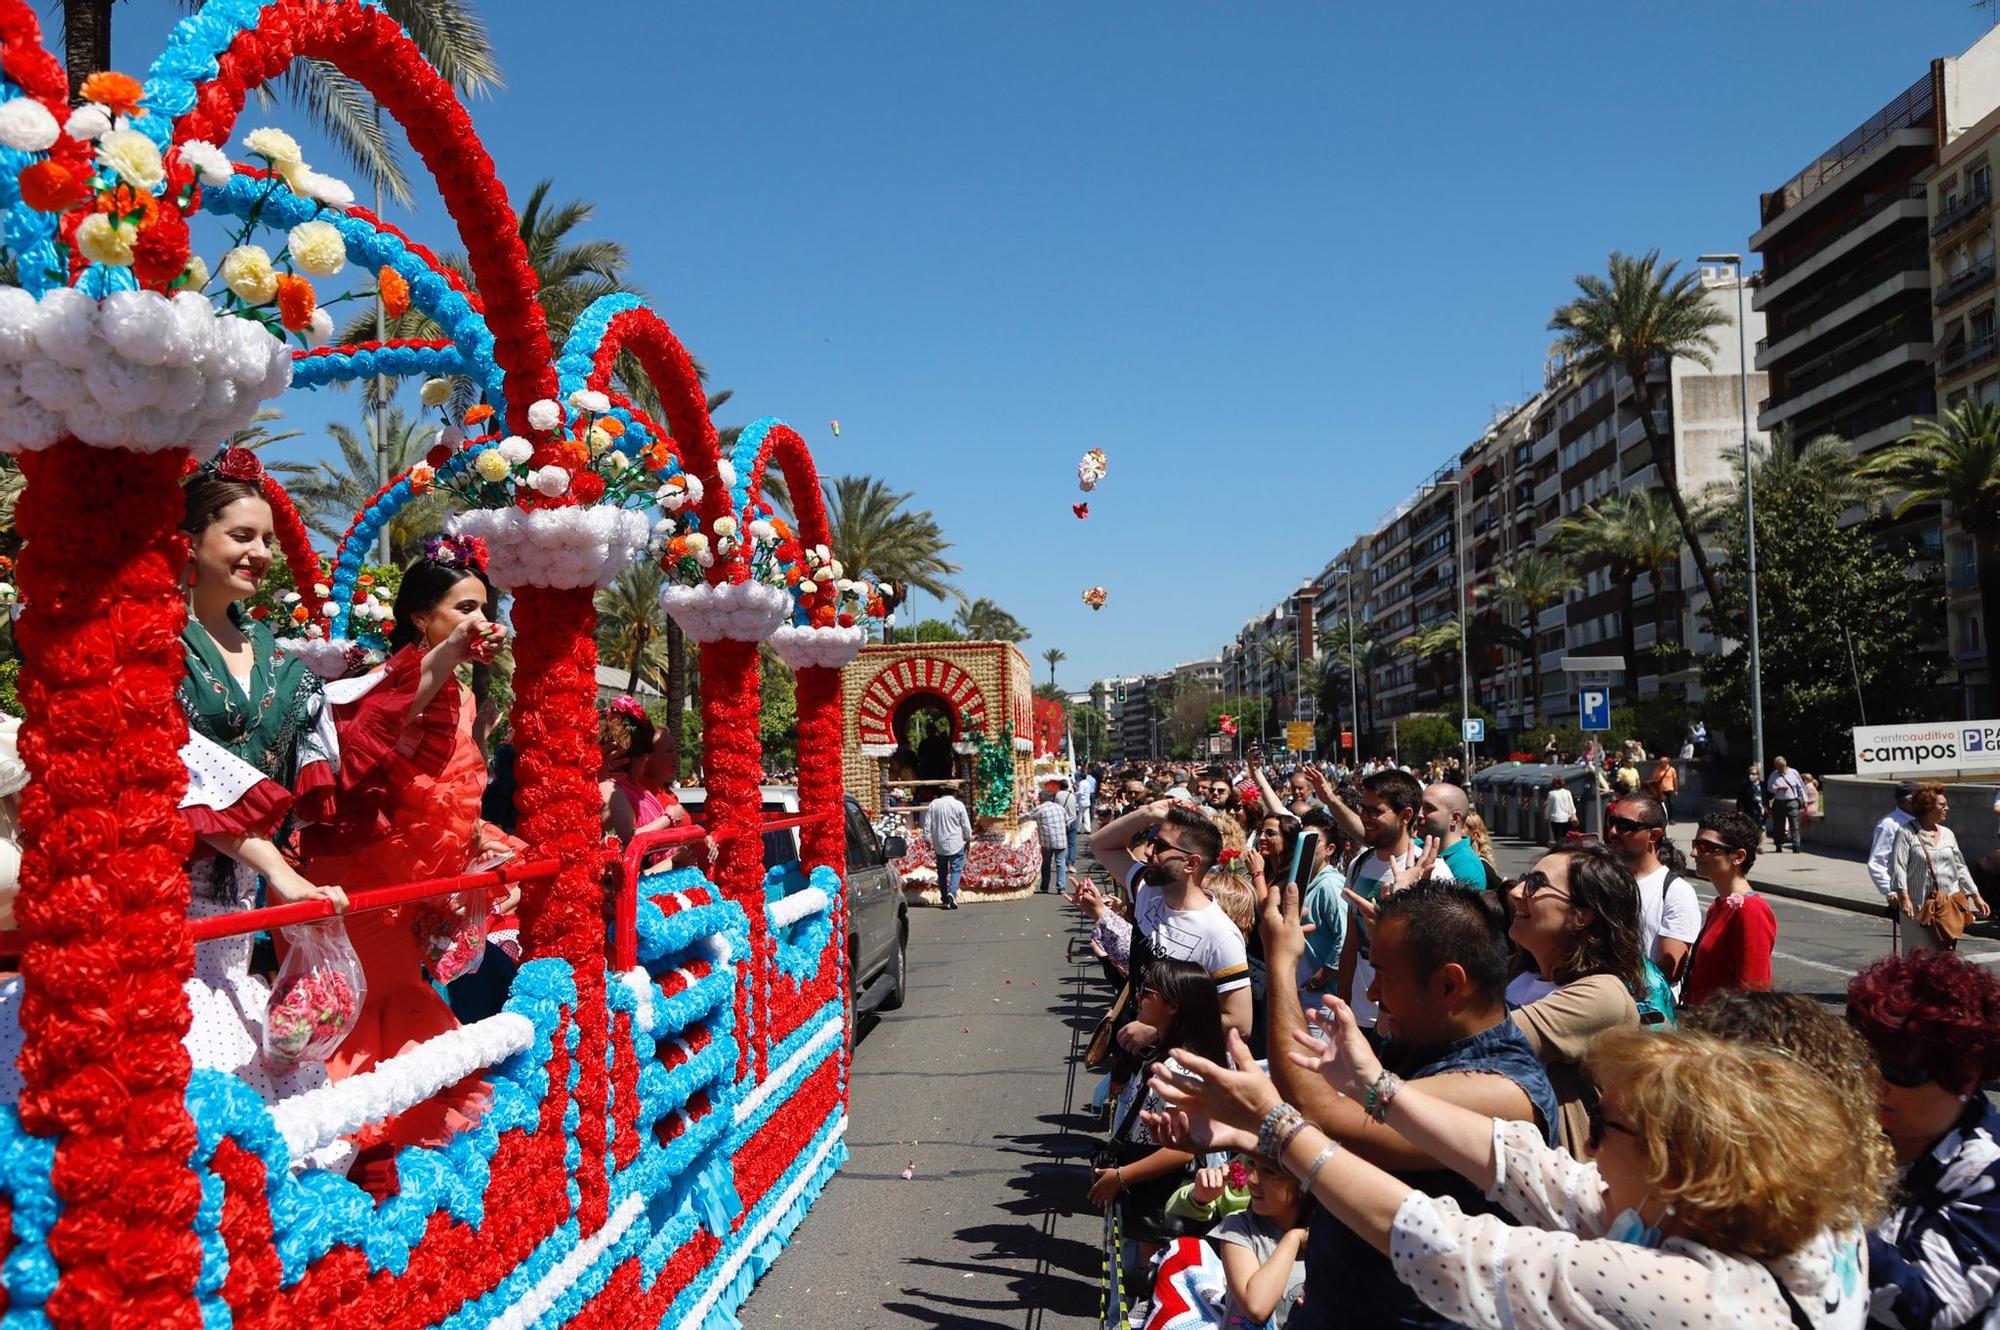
[1116,682,1127,704]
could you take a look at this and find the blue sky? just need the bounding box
[104,1,1996,690]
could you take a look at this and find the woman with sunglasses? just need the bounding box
[1143,1003,1889,1330]
[1503,843,1641,1157]
[1087,959,1227,1251]
[1848,950,2000,1330]
[1682,811,1778,1007]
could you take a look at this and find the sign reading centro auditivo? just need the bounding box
[1854,720,2000,775]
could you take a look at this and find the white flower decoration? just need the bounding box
[75,214,135,267]
[63,104,111,142]
[96,129,164,192]
[529,465,569,497]
[287,220,347,278]
[712,516,738,538]
[419,378,453,407]
[243,127,303,166]
[176,139,233,187]
[0,100,60,153]
[496,435,534,466]
[305,308,334,347]
[296,169,354,209]
[527,398,562,431]
[567,388,610,415]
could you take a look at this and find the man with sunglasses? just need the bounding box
[1605,795,1700,984]
[1091,797,1251,1040]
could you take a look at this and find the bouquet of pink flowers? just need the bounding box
[415,890,489,985]
[265,919,367,1066]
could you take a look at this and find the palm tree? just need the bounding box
[1549,250,1731,620]
[955,597,1029,642]
[1863,402,2000,667]
[596,562,671,695]
[1317,617,1378,749]
[823,475,962,636]
[61,1,502,206]
[1552,489,1684,679]
[1257,638,1297,732]
[1490,551,1579,730]
[268,407,449,562]
[1042,647,1066,689]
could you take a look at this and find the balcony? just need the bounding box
[1934,257,1996,311]
[1940,332,2000,380]
[1756,186,1930,307]
[1534,471,1561,504]
[1932,187,1992,238]
[1951,561,1981,593]
[1539,648,1569,671]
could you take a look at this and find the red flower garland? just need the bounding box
[508,585,611,1231]
[696,637,766,1082]
[260,472,325,635]
[14,443,202,1330]
[588,309,718,514]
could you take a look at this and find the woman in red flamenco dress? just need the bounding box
[296,537,519,1190]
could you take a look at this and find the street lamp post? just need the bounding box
[1437,478,1472,776]
[1698,253,1765,774]
[1338,560,1359,762]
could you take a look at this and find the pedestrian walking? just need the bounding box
[1076,766,1099,836]
[1542,776,1575,846]
[922,786,975,910]
[1887,783,1990,953]
[1055,774,1080,871]
[1646,754,1680,824]
[1734,763,1766,831]
[1765,756,1808,852]
[1031,788,1070,895]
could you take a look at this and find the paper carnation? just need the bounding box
[451,505,651,590]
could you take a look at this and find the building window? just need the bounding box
[1975,163,1992,198]
[1977,305,1997,341]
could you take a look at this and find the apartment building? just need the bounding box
[1930,94,2000,706]
[1753,29,2000,459]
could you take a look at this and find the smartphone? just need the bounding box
[1290,831,1321,889]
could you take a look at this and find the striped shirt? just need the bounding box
[1125,864,1250,994]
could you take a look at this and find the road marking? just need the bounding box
[1772,947,2000,979]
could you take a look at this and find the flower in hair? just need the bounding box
[610,695,647,722]
[213,447,262,483]
[421,533,488,572]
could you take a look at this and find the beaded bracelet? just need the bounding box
[1363,1070,1404,1123]
[1257,1104,1302,1161]
[1274,1113,1313,1161]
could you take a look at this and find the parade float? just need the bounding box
[839,642,1045,901]
[0,2,858,1325]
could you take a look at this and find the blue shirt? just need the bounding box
[1295,1019,1558,1330]
[1870,1095,2000,1329]
[1436,836,1488,889]
[1297,863,1347,987]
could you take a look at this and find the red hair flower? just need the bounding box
[214,447,263,482]
[17,161,89,214]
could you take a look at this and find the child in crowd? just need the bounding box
[1211,1154,1310,1328]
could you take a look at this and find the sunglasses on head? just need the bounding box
[1584,1099,1635,1153]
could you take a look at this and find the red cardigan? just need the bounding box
[1681,890,1777,1007]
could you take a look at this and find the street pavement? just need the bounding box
[739,890,1110,1330]
[740,836,1986,1328]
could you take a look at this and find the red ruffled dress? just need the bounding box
[300,645,521,1153]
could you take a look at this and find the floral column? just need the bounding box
[0,284,291,1328]
[457,503,649,1235]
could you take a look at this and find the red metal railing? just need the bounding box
[0,810,841,964]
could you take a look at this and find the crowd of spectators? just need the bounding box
[1062,751,2000,1330]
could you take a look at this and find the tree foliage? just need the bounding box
[954,597,1028,642]
[1699,434,1947,772]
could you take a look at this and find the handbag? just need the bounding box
[1915,831,1974,949]
[1083,980,1131,1073]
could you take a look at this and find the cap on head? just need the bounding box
[1895,780,1920,802]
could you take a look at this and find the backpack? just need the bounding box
[1631,955,1677,1029]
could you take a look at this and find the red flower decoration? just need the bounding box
[1072,502,1088,519]
[214,447,262,482]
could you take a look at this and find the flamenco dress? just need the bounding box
[297,644,522,1157]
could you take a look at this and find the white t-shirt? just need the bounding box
[1544,787,1576,822]
[1125,864,1250,994]
[1345,844,1418,1027]
[1633,864,1701,967]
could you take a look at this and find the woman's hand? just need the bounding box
[1286,996,1381,1102]
[1087,1167,1124,1208]
[1190,1165,1227,1205]
[1140,1106,1258,1157]
[1117,1020,1159,1055]
[1148,1028,1283,1132]
[269,864,348,913]
[1245,848,1266,887]
[1072,880,1107,920]
[1972,893,1992,920]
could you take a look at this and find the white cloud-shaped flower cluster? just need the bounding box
[270,1011,535,1165]
[768,623,867,670]
[452,504,650,590]
[274,635,358,680]
[657,579,791,643]
[0,288,290,454]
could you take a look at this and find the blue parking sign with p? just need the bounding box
[1580,689,1611,731]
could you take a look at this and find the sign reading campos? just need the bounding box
[1853,719,2000,775]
